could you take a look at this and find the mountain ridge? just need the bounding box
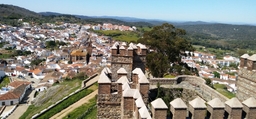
[2,4,256,50]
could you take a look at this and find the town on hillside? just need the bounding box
[0,20,253,119]
[0,21,137,118]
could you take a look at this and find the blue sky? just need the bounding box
[1,0,256,24]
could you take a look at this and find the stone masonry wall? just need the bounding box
[98,84,111,94]
[154,109,167,119]
[150,78,177,85]
[111,56,133,81]
[97,94,121,119]
[150,75,228,102]
[237,68,256,100]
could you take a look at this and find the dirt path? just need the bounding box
[50,89,98,119]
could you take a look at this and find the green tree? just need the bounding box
[146,52,170,77]
[45,41,57,48]
[31,59,45,66]
[229,63,239,69]
[236,49,247,57]
[213,71,220,78]
[138,23,194,77]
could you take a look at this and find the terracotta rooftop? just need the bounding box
[9,81,30,88]
[70,49,87,56]
[0,83,30,100]
[15,66,25,71]
[33,68,42,75]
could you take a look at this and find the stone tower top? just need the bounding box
[207,98,225,108]
[225,97,243,108]
[151,98,168,109]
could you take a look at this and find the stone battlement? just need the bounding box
[150,75,228,102]
[154,96,256,119]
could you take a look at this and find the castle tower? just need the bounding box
[111,42,133,81]
[98,42,149,119]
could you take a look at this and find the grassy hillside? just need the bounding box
[177,24,256,51]
[94,30,140,42]
[0,4,152,27]
[0,4,41,18]
[179,24,256,41]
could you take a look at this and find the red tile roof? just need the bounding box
[0,83,30,100]
[9,81,30,88]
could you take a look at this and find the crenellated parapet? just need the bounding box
[110,42,147,80]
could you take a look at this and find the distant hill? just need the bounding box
[0,4,41,19]
[39,12,63,16]
[177,23,256,50]
[179,23,256,40]
[2,4,256,50]
[38,12,153,27]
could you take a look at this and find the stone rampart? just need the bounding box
[238,68,256,81]
[97,94,122,119]
[237,68,256,100]
[150,75,229,102]
[164,97,256,119]
[150,78,177,85]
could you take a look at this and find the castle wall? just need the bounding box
[150,76,229,102]
[237,68,256,100]
[123,97,134,118]
[97,94,122,119]
[150,78,177,85]
[151,109,167,119]
[139,83,149,103]
[111,56,133,81]
[98,83,111,94]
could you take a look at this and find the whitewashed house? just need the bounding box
[0,81,31,107]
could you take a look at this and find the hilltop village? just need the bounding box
[0,20,252,119]
[0,21,137,117]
